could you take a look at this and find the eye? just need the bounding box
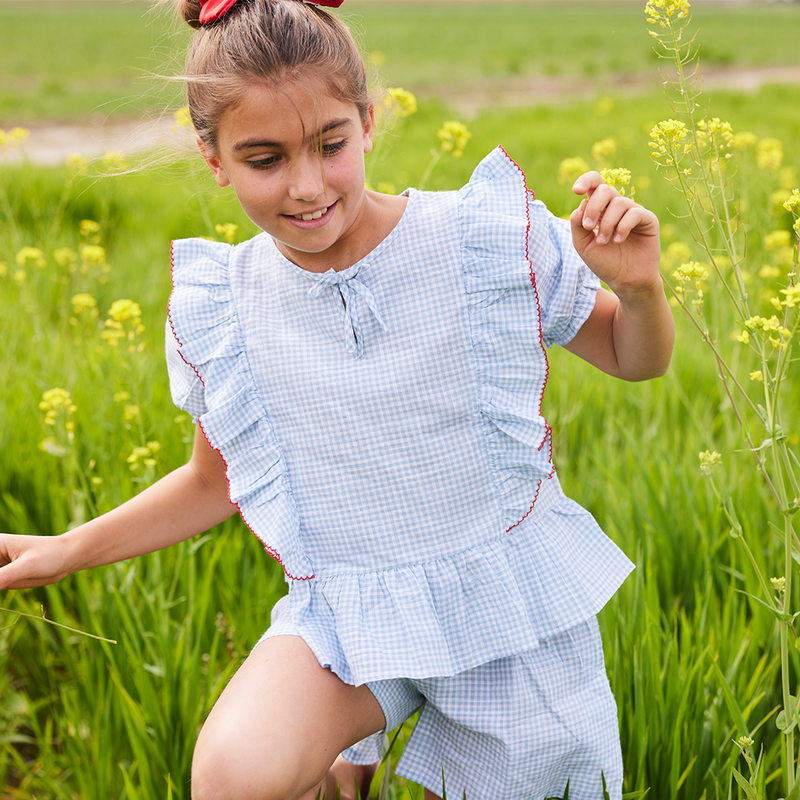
[321,139,347,156]
[247,155,279,170]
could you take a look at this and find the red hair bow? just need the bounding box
[199,0,343,25]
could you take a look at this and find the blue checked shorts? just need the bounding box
[342,617,622,800]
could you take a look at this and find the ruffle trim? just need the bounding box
[168,239,315,580]
[458,146,554,530]
[261,475,634,685]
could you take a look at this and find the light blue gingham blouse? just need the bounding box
[166,147,634,686]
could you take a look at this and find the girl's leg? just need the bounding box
[423,791,443,800]
[192,635,385,800]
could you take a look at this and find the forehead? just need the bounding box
[217,79,360,149]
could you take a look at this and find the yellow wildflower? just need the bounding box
[783,189,800,213]
[650,119,688,148]
[385,87,418,118]
[122,405,140,421]
[735,330,750,344]
[13,270,26,284]
[756,138,783,170]
[699,449,721,476]
[759,265,781,280]
[39,388,74,413]
[600,168,632,196]
[70,293,97,315]
[749,370,763,382]
[79,244,108,277]
[15,247,46,269]
[558,157,591,186]
[765,230,791,250]
[38,388,77,445]
[592,138,617,163]
[126,441,161,472]
[771,577,786,596]
[0,127,30,153]
[645,0,691,28]
[780,286,800,308]
[215,223,239,244]
[173,106,192,128]
[108,299,142,323]
[672,261,709,285]
[731,131,757,151]
[79,219,101,238]
[696,118,733,149]
[54,248,78,269]
[66,153,88,173]
[438,121,471,158]
[114,391,131,403]
[649,120,688,168]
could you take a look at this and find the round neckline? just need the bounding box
[269,189,417,282]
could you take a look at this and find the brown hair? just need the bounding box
[172,0,372,153]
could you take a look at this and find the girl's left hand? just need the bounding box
[570,172,661,293]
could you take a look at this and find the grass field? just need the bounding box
[1,1,800,121]
[2,2,800,799]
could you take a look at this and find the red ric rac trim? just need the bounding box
[168,241,314,581]
[497,148,556,534]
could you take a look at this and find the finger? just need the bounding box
[580,184,629,232]
[572,171,604,196]
[594,195,638,244]
[0,559,28,590]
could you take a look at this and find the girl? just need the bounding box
[0,1,674,798]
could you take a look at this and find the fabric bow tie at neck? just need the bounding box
[199,0,343,25]
[308,268,388,358]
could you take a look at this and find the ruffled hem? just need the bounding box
[259,475,634,685]
[458,147,555,530]
[168,239,315,580]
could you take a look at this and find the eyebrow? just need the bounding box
[232,118,353,152]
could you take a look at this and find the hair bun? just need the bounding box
[180,0,204,28]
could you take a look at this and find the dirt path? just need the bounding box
[3,63,800,167]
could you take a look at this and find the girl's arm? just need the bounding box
[0,426,237,591]
[562,171,674,381]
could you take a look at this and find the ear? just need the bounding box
[362,104,375,156]
[197,136,231,188]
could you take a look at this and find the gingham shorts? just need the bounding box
[342,617,622,800]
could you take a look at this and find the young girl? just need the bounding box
[0,1,674,798]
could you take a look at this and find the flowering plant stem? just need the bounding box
[0,604,117,644]
[645,0,800,792]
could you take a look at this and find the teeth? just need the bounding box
[295,207,327,221]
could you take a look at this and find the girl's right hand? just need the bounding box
[0,533,74,590]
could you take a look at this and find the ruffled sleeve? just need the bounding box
[529,204,601,349]
[165,319,207,421]
[167,238,315,581]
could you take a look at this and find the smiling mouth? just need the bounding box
[292,207,328,221]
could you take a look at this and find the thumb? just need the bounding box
[0,558,28,590]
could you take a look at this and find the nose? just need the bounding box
[287,154,324,202]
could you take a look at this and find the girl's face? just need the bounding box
[202,79,377,272]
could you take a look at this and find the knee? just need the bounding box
[191,730,320,800]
